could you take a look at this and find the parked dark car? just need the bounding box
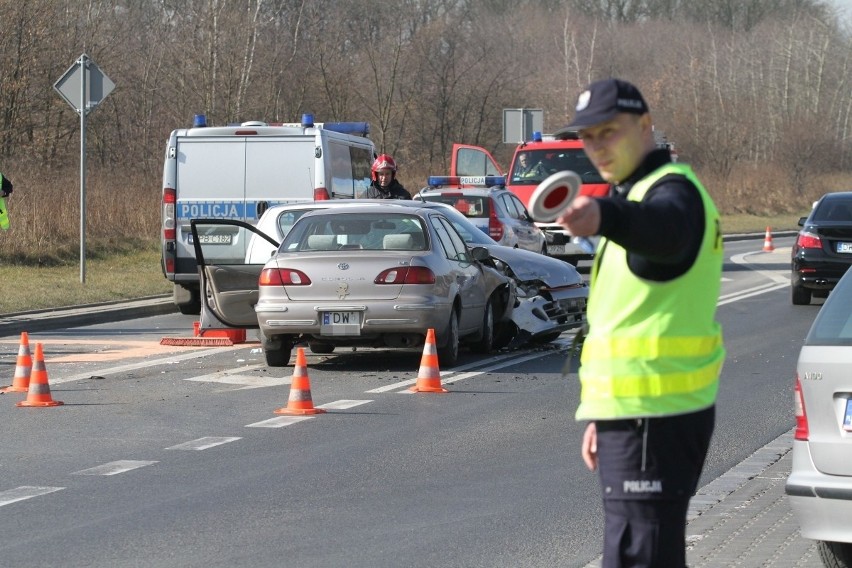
[791,191,852,305]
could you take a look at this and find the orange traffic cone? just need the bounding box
[1,332,32,393]
[763,226,775,252]
[409,328,448,393]
[16,343,63,407]
[274,347,326,415]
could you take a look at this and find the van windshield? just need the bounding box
[510,149,604,185]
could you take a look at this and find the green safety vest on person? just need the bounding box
[576,163,725,421]
[0,173,9,231]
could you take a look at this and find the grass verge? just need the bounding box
[0,248,171,314]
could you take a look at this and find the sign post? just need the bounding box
[53,54,115,283]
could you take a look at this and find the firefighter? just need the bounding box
[514,151,547,180]
[555,78,724,567]
[361,154,411,199]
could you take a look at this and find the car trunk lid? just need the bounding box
[271,252,417,301]
[797,345,852,476]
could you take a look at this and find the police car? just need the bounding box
[413,176,546,254]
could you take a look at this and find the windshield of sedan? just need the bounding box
[418,194,490,218]
[280,212,428,252]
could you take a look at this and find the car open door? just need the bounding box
[190,219,280,329]
[450,143,504,179]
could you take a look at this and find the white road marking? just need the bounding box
[46,346,245,385]
[316,399,372,410]
[165,437,242,451]
[0,486,64,507]
[245,416,314,428]
[370,350,564,394]
[183,364,290,389]
[72,460,158,476]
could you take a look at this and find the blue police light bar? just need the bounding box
[301,113,314,127]
[193,114,207,127]
[532,131,542,142]
[427,175,506,188]
[323,122,370,136]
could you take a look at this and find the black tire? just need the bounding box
[437,308,459,367]
[493,321,518,350]
[259,330,293,367]
[470,300,494,354]
[817,540,852,568]
[308,341,335,354]
[792,284,811,305]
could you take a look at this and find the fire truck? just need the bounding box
[450,128,676,265]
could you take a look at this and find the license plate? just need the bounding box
[844,398,852,432]
[197,234,232,245]
[320,312,360,336]
[188,234,233,245]
[548,244,565,255]
[837,242,852,253]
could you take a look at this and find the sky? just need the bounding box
[829,0,852,20]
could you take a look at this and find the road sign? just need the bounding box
[54,54,114,114]
[503,109,543,144]
[53,54,116,284]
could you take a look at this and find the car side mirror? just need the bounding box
[798,216,807,227]
[470,246,491,262]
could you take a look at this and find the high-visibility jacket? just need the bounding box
[576,163,725,421]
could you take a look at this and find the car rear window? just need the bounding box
[812,199,852,222]
[805,269,852,345]
[419,194,490,218]
[281,212,427,252]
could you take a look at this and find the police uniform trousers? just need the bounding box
[595,405,715,568]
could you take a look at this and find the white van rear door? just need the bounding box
[175,138,248,260]
[246,138,315,214]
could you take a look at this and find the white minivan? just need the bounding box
[160,113,375,314]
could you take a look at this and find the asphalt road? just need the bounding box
[0,236,814,567]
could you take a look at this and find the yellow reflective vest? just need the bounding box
[576,163,725,421]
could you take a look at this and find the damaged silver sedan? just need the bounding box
[429,204,587,348]
[195,200,587,360]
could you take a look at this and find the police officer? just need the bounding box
[361,154,411,199]
[0,173,11,197]
[0,172,13,231]
[556,78,724,567]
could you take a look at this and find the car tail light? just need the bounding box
[163,188,176,240]
[314,187,330,200]
[794,374,809,441]
[796,231,821,249]
[375,266,436,284]
[488,197,504,241]
[259,267,312,286]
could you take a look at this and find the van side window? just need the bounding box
[350,146,373,195]
[329,141,355,198]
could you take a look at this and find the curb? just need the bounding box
[0,295,177,336]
